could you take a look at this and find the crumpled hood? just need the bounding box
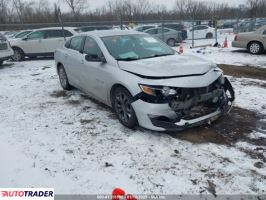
[118,54,215,78]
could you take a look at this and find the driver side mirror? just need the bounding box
[22,36,28,41]
[85,54,106,63]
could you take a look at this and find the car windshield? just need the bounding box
[101,34,175,61]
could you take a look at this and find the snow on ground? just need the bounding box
[0,59,265,195]
[174,34,266,68]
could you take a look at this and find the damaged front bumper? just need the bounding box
[131,77,235,132]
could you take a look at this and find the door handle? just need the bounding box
[64,53,68,58]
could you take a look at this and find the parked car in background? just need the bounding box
[77,25,112,32]
[54,30,235,131]
[3,31,18,39]
[144,27,182,46]
[232,25,266,54]
[158,23,187,40]
[134,25,158,32]
[0,33,14,66]
[188,25,215,39]
[219,21,237,29]
[10,27,78,61]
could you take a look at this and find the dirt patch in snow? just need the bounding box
[218,64,266,81]
[172,106,266,146]
[50,90,69,98]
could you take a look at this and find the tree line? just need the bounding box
[0,0,266,25]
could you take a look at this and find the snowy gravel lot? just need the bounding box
[0,56,265,195]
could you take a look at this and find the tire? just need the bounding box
[0,60,3,66]
[58,65,72,90]
[248,42,263,55]
[206,33,213,39]
[112,87,138,129]
[167,38,176,47]
[12,47,25,61]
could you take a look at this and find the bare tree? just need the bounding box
[62,0,88,20]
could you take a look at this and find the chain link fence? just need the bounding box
[1,17,265,48]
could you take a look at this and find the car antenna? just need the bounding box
[58,8,66,41]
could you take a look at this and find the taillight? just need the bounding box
[234,35,238,41]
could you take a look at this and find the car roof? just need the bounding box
[36,27,77,31]
[79,30,145,37]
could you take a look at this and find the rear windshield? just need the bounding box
[0,33,6,41]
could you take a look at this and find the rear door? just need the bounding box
[262,29,266,48]
[63,36,85,88]
[44,29,73,53]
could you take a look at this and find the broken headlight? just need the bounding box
[139,84,177,97]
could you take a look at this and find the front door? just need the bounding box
[80,36,108,102]
[21,30,47,54]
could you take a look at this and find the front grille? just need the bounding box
[0,43,8,50]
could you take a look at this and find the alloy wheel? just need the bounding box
[249,43,261,54]
[114,92,133,123]
[59,67,68,89]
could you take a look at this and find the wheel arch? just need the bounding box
[56,62,63,74]
[247,40,264,49]
[109,83,134,107]
[11,46,25,53]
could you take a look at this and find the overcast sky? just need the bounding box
[50,0,246,11]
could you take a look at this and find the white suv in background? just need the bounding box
[0,33,14,66]
[9,27,78,61]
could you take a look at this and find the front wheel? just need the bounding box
[12,47,25,61]
[58,65,72,90]
[113,87,138,129]
[248,42,263,55]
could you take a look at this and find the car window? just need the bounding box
[146,29,158,35]
[263,29,266,35]
[27,31,45,40]
[157,28,170,34]
[83,37,102,57]
[69,36,84,51]
[45,30,73,38]
[15,31,32,38]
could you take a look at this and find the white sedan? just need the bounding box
[55,30,235,132]
[187,25,215,39]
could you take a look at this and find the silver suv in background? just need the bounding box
[144,27,183,46]
[0,33,14,66]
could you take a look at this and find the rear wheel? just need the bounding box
[167,38,176,47]
[248,42,263,55]
[12,47,25,61]
[0,60,3,66]
[58,65,71,90]
[113,87,138,129]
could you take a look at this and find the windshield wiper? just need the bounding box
[116,57,140,61]
[142,53,174,59]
